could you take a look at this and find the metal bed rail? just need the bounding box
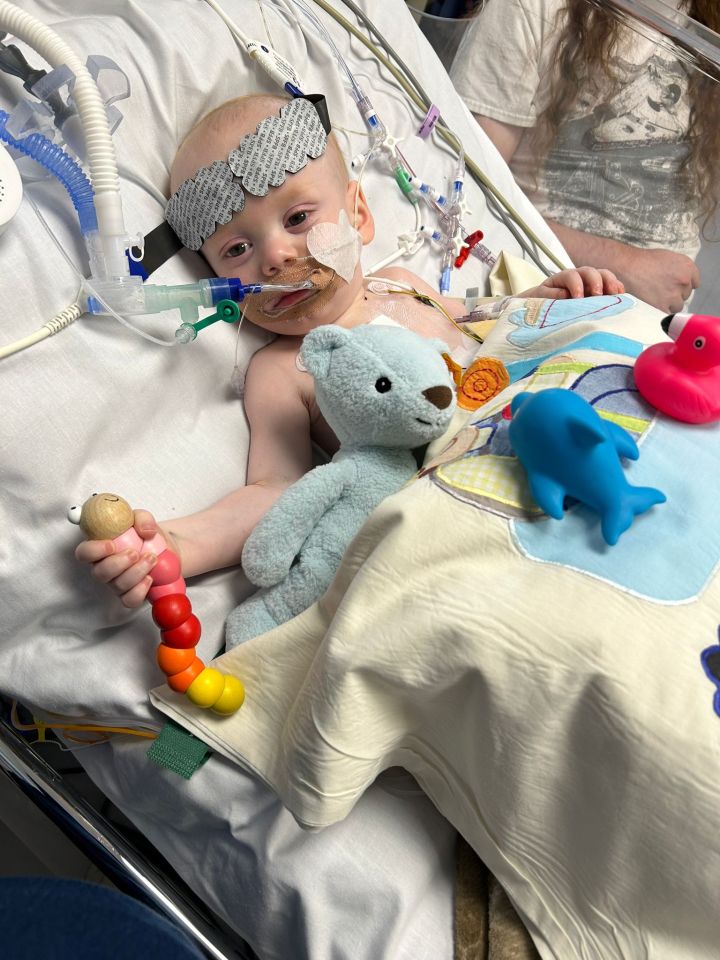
[0,715,257,960]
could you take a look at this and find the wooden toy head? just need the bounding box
[71,492,134,539]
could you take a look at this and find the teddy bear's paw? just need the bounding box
[226,593,279,648]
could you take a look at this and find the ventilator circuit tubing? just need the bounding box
[0,110,97,233]
[0,0,128,277]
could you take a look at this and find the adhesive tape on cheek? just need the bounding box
[306,209,362,283]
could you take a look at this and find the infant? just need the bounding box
[77,92,624,607]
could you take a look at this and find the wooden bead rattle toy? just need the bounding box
[69,493,244,715]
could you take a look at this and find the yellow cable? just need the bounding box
[372,283,484,343]
[10,701,157,740]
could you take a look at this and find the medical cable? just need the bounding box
[10,702,157,744]
[312,0,568,273]
[367,276,483,344]
[320,0,561,268]
[0,2,128,277]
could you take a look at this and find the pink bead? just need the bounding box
[148,577,186,602]
[112,529,143,552]
[149,549,182,586]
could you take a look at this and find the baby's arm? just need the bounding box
[75,345,314,608]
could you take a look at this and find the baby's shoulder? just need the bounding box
[245,337,311,408]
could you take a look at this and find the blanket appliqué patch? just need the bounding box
[701,632,720,718]
[507,294,634,348]
[427,355,650,519]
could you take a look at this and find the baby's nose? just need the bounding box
[262,237,302,276]
[423,385,453,409]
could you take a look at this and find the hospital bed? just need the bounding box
[0,2,718,959]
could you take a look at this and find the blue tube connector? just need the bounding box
[0,109,97,234]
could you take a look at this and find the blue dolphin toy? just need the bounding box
[509,388,666,546]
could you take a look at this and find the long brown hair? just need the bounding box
[514,0,720,233]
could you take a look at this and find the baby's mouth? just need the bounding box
[263,287,319,316]
[257,264,337,319]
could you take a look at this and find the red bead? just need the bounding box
[152,594,192,630]
[161,614,202,649]
[149,549,182,586]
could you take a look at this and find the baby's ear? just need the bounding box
[300,325,351,380]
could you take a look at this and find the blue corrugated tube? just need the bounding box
[0,109,97,233]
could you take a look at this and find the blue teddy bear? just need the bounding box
[225,322,457,648]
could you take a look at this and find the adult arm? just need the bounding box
[475,113,701,313]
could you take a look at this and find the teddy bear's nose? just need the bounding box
[423,385,453,409]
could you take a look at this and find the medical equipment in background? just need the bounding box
[0,137,21,232]
[0,0,568,362]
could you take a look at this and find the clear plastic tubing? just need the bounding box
[0,110,97,233]
[0,1,127,274]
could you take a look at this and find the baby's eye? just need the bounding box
[286,210,308,228]
[225,241,249,259]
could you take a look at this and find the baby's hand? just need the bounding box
[75,509,161,609]
[522,266,625,300]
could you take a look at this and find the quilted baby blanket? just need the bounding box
[153,294,720,960]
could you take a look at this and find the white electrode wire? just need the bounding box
[311,0,567,272]
[0,1,126,239]
[273,0,363,97]
[200,0,254,47]
[0,300,82,360]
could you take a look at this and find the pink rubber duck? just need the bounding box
[633,312,720,424]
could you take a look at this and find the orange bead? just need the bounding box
[161,614,201,649]
[166,657,205,693]
[156,643,197,677]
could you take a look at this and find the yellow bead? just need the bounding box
[211,676,245,716]
[186,667,225,708]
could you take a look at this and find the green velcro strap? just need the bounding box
[146,720,212,779]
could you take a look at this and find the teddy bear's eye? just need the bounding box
[375,377,392,393]
[693,336,706,349]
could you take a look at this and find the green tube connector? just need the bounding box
[175,299,241,344]
[394,165,417,203]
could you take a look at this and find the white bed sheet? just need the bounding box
[0,1,567,956]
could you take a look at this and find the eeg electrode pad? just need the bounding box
[165,97,329,251]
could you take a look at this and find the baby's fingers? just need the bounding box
[75,538,115,564]
[119,575,155,610]
[599,268,625,294]
[103,551,158,595]
[576,266,605,296]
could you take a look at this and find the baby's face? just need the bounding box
[178,125,372,336]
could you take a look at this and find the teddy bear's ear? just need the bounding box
[300,325,352,380]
